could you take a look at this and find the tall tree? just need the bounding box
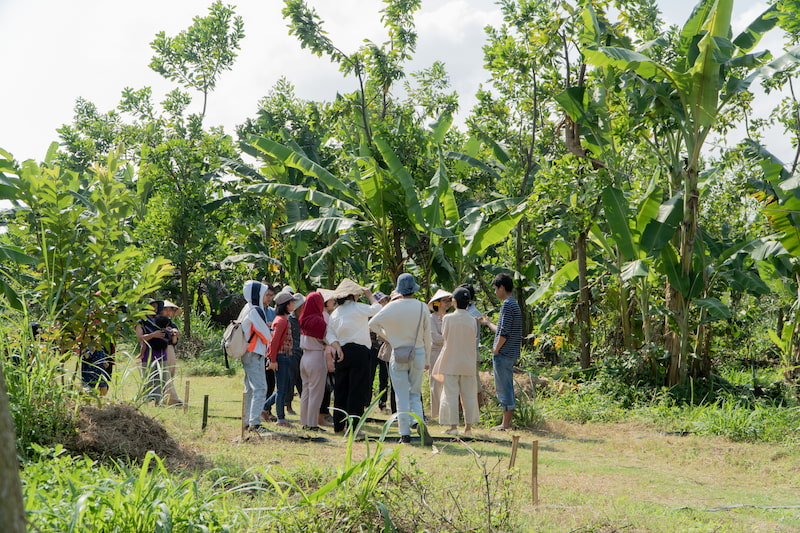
[149,0,245,117]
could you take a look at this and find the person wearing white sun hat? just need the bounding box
[427,289,452,419]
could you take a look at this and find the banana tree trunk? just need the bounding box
[577,230,591,369]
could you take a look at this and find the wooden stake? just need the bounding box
[241,392,247,441]
[532,440,539,505]
[509,434,521,469]
[202,394,209,430]
[183,381,190,413]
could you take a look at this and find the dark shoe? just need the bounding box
[303,425,323,432]
[261,410,277,422]
[248,425,269,436]
[286,408,297,416]
[398,435,412,444]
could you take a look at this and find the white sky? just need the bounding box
[0,0,790,164]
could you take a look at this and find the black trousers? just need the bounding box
[333,343,370,432]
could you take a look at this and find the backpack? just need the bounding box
[221,306,266,368]
[221,319,250,364]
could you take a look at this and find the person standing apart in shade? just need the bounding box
[298,292,329,431]
[240,280,272,436]
[264,291,303,427]
[325,279,381,435]
[427,289,452,419]
[479,273,522,431]
[369,274,432,445]
[432,287,480,436]
[161,300,183,406]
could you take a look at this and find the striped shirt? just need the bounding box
[495,296,522,358]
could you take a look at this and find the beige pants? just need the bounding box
[439,374,479,426]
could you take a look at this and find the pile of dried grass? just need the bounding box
[67,403,206,470]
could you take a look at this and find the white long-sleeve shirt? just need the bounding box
[325,300,383,348]
[369,298,431,365]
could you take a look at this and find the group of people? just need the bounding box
[238,271,522,442]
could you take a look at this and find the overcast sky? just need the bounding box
[0,0,786,164]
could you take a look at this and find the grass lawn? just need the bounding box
[96,350,800,532]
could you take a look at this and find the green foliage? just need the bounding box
[22,446,245,532]
[0,150,173,354]
[149,1,245,116]
[2,332,80,458]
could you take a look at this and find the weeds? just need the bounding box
[22,445,245,532]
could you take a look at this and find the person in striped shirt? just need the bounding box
[479,273,522,431]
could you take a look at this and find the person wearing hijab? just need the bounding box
[240,281,273,436]
[427,289,453,419]
[299,292,329,430]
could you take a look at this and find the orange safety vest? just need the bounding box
[247,325,269,354]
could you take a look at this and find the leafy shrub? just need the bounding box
[22,445,245,532]
[2,326,80,458]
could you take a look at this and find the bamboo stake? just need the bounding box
[183,381,190,413]
[241,392,247,441]
[532,440,539,505]
[202,395,209,430]
[509,434,521,469]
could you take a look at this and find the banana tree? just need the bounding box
[582,0,800,385]
[246,127,526,290]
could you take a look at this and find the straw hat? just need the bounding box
[316,288,336,303]
[428,289,453,309]
[332,278,365,300]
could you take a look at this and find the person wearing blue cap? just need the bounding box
[369,273,432,445]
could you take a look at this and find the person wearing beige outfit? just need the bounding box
[431,287,480,436]
[427,289,452,419]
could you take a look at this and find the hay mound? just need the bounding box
[478,370,549,403]
[67,403,206,470]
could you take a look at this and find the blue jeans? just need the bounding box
[265,353,291,419]
[492,354,517,411]
[242,351,267,427]
[389,346,426,436]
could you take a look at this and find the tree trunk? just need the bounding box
[515,222,530,339]
[180,264,191,340]
[0,367,26,533]
[577,230,591,369]
[665,281,682,387]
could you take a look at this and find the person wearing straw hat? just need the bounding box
[161,300,183,406]
[325,278,382,434]
[369,273,432,445]
[427,289,453,419]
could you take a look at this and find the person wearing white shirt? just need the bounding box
[369,273,432,445]
[325,278,382,434]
